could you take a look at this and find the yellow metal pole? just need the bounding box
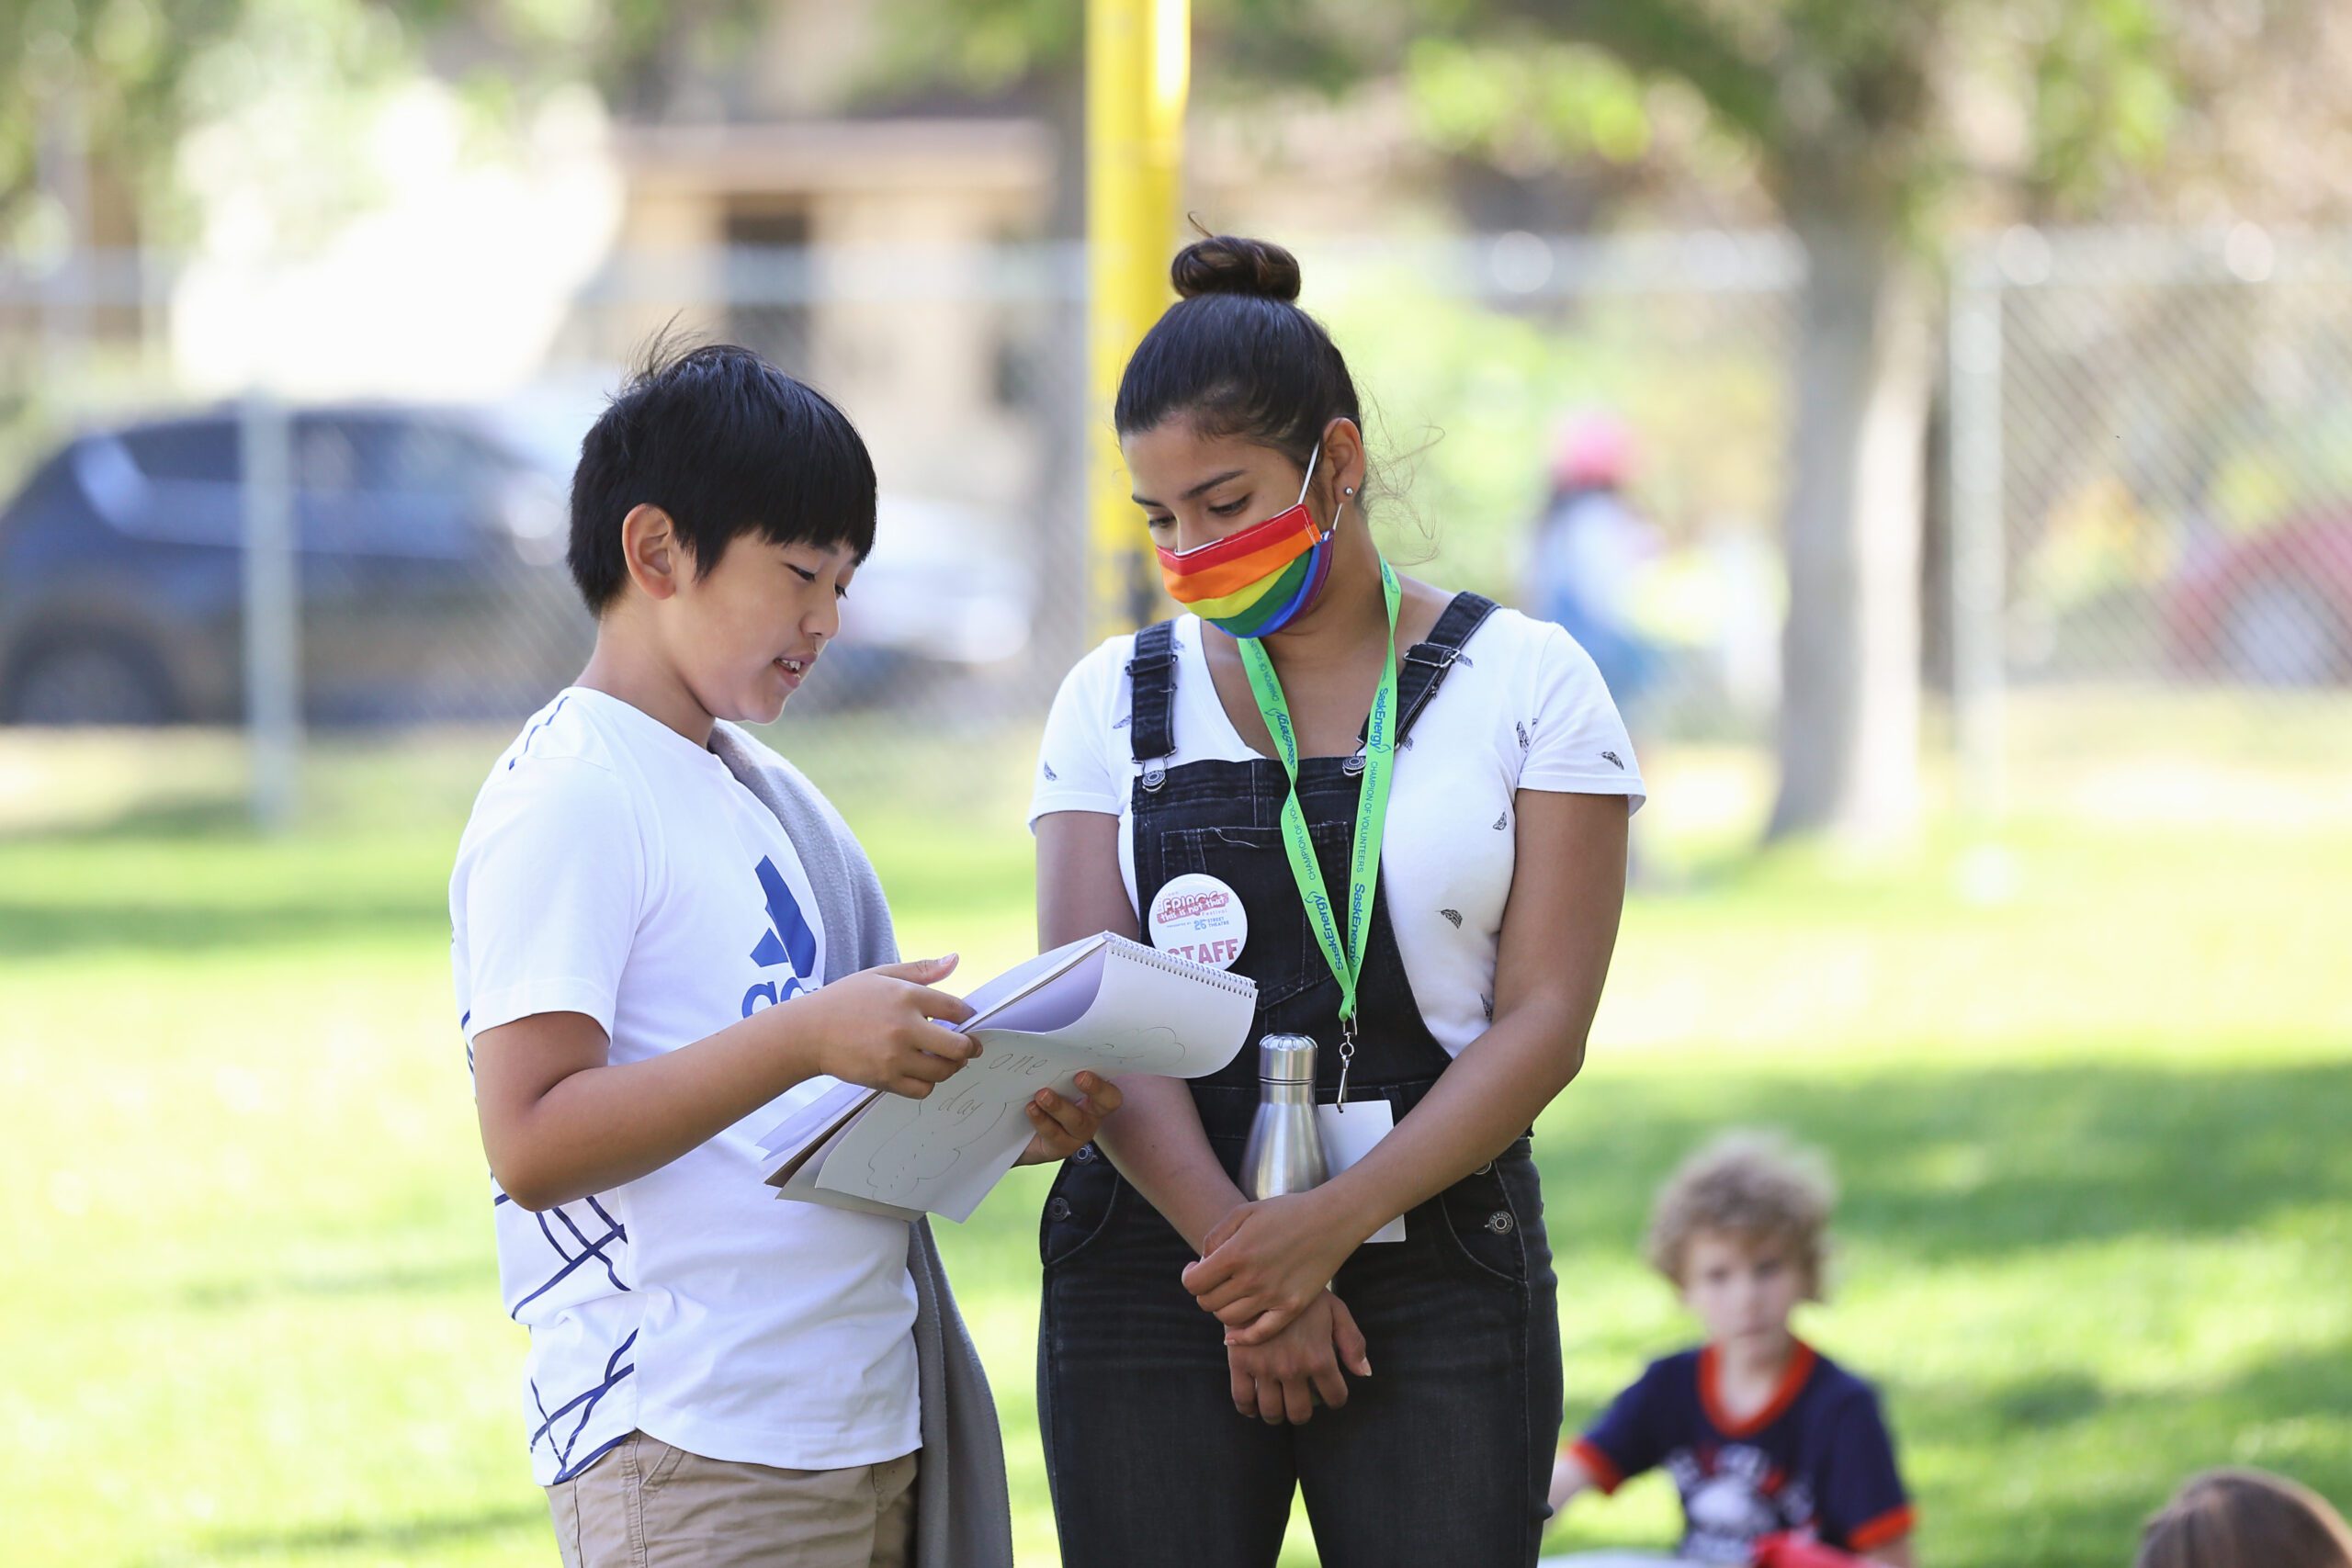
[1086,0,1188,638]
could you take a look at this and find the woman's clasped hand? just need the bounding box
[1182,1188,1370,1346]
[1225,1288,1372,1424]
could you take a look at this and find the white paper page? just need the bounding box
[757,935,1102,1177]
[1317,1100,1406,1242]
[784,1185,927,1224]
[808,940,1257,1222]
[809,1039,1067,1223]
[954,934,1102,1025]
[1023,941,1257,1076]
[756,1077,875,1171]
[778,1115,925,1222]
[964,947,1108,1036]
[762,941,1108,1203]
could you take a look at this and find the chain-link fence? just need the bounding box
[15,226,2338,829]
[0,232,1802,820]
[0,243,1096,813]
[1949,225,2352,816]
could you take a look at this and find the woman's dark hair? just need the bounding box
[2135,1469,2352,1568]
[567,336,876,614]
[1114,233,1362,468]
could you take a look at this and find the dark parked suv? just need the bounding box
[0,404,589,725]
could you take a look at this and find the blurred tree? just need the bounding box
[42,0,2333,837]
[4,0,254,251]
[1264,0,2175,840]
[1465,0,2347,837]
[2,0,430,251]
[0,0,764,253]
[871,0,2352,840]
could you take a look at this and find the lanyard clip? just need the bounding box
[1335,1015,1359,1107]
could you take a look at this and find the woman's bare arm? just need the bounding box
[1183,788,1628,1339]
[1036,807,1370,1422]
[1035,809,1247,1252]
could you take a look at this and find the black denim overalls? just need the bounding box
[1037,593,1565,1567]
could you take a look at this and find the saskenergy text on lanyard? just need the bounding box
[1235,556,1403,1107]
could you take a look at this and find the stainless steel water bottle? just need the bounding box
[1239,1033,1329,1200]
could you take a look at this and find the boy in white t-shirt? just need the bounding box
[450,343,1119,1568]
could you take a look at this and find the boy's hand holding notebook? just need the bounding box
[758,932,1258,1223]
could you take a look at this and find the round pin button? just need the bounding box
[1146,873,1250,971]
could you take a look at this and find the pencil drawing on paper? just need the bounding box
[861,1086,1021,1201]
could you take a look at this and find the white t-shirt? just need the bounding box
[450,687,919,1485]
[1028,606,1645,1056]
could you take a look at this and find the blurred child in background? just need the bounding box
[1548,1133,1917,1568]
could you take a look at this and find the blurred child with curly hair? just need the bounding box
[1549,1133,1916,1567]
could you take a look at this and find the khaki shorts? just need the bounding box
[546,1431,917,1568]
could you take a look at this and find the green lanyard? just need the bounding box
[1236,558,1402,1104]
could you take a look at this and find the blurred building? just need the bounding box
[609,117,1058,509]
[589,3,1065,513]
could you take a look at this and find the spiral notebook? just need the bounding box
[757,932,1259,1223]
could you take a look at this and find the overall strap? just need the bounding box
[1356,591,1499,756]
[1125,619,1181,777]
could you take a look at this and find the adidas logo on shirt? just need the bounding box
[741,855,819,1016]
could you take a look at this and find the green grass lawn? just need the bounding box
[3,718,2347,1566]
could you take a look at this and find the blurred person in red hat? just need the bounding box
[1530,412,1664,883]
[1531,412,1664,718]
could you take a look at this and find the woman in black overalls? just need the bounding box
[1033,234,1633,1567]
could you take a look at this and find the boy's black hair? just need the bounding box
[567,337,877,614]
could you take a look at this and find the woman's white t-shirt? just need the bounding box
[1028,605,1645,1056]
[451,687,920,1484]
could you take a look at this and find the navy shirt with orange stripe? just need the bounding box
[1571,1340,1915,1563]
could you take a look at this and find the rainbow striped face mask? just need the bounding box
[1157,441,1338,638]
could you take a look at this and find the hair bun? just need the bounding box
[1171,234,1302,303]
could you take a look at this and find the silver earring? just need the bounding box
[1343,486,1355,496]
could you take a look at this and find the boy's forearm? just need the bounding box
[488,1010,821,1209]
[1092,1075,1243,1252]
